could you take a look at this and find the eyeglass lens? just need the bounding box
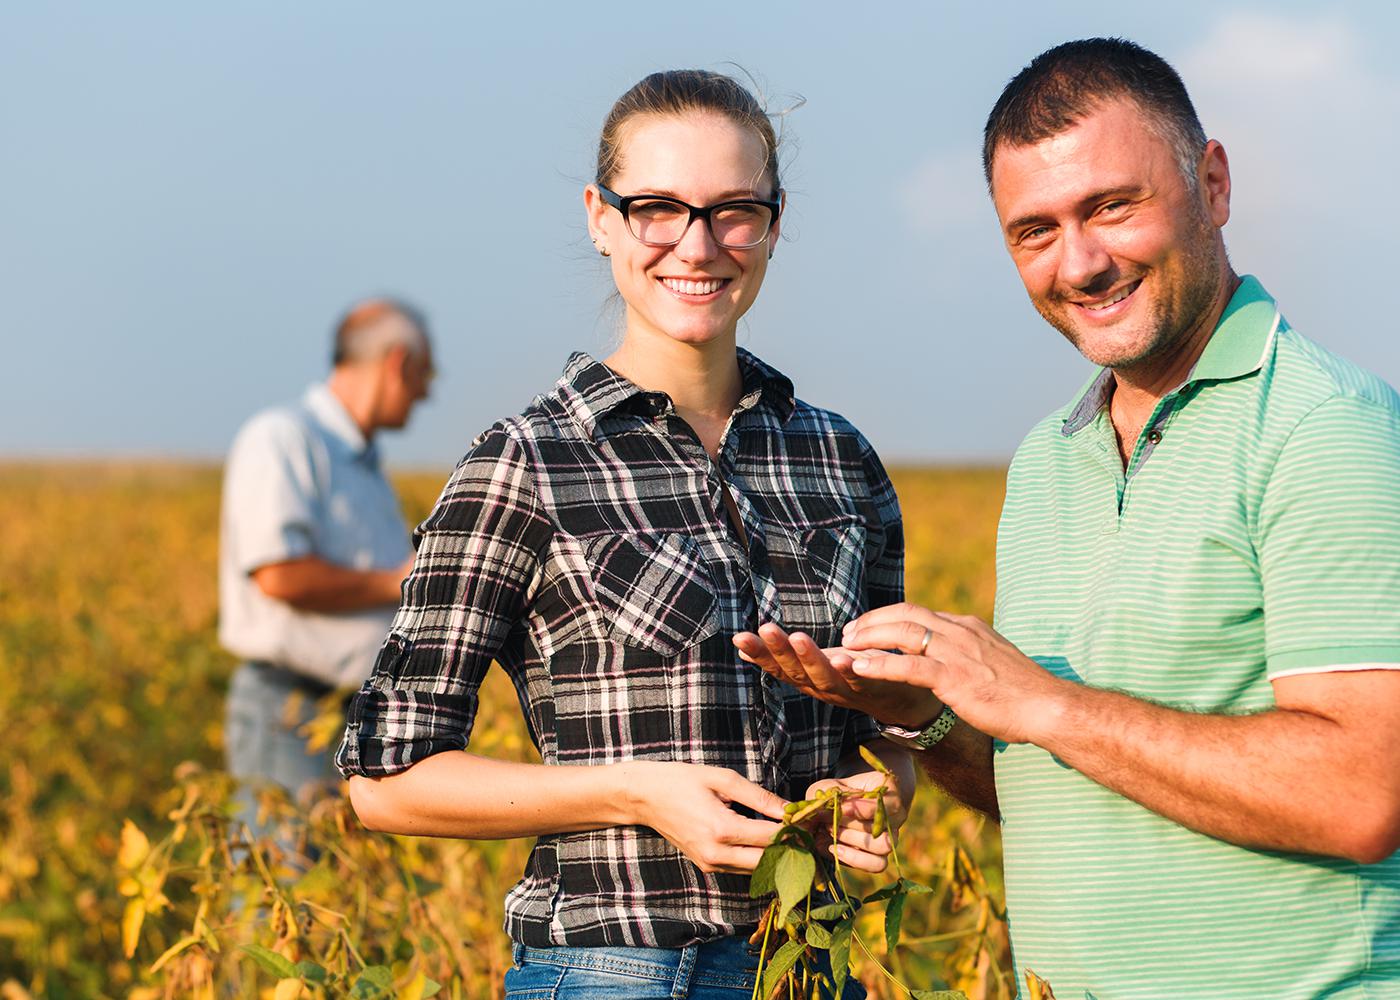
[627,199,772,249]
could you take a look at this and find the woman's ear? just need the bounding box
[584,184,610,252]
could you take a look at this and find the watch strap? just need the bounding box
[877,704,957,750]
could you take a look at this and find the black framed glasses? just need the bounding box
[597,184,781,250]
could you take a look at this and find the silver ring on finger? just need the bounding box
[918,626,933,657]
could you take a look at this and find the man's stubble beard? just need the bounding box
[1036,208,1226,374]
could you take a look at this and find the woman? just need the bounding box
[337,69,912,999]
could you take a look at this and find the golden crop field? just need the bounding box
[0,462,1008,1000]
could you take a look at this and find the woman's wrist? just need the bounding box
[606,760,652,828]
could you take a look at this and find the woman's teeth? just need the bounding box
[661,277,724,295]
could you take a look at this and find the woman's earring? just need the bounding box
[599,246,610,257]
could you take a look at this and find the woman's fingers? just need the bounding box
[717,768,790,822]
[830,843,891,874]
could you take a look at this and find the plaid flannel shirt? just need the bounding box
[336,349,904,948]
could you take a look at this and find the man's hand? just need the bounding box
[733,623,943,728]
[838,603,1071,746]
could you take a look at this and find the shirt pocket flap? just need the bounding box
[582,531,719,657]
[802,517,869,625]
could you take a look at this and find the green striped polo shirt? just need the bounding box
[992,276,1400,999]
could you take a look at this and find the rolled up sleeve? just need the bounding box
[336,429,554,777]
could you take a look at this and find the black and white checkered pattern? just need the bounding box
[337,349,903,948]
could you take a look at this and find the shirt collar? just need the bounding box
[1061,274,1282,436]
[302,382,378,463]
[559,347,797,438]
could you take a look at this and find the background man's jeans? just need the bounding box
[224,660,340,858]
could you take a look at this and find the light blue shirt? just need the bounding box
[218,383,411,687]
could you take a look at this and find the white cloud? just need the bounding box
[898,147,995,236]
[1177,10,1400,225]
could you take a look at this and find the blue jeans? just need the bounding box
[504,938,866,999]
[224,661,341,860]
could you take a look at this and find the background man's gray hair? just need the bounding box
[331,298,431,367]
[982,37,1208,191]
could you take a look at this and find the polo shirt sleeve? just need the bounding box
[223,411,318,575]
[1259,394,1400,678]
[336,428,554,778]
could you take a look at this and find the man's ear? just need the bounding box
[1200,139,1231,228]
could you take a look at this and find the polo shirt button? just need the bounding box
[1147,430,1163,444]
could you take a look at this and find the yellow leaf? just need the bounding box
[273,979,303,1000]
[148,933,200,974]
[121,898,146,958]
[1025,969,1056,1000]
[117,819,150,870]
[400,971,428,1000]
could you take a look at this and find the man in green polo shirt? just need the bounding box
[735,37,1400,998]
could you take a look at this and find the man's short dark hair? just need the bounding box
[982,37,1207,189]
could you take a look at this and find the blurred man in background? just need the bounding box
[218,298,433,842]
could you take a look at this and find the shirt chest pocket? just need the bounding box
[582,531,720,657]
[764,516,869,636]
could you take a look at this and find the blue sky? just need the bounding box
[4,1,1397,466]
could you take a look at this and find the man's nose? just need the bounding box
[1057,224,1113,290]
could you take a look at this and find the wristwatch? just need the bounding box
[877,704,958,751]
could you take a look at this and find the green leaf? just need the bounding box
[350,965,395,998]
[411,876,445,897]
[750,842,785,898]
[885,887,908,955]
[829,915,855,998]
[805,922,833,949]
[293,960,328,983]
[808,901,853,921]
[774,846,816,924]
[240,944,297,980]
[862,883,901,903]
[901,877,936,894]
[762,940,805,999]
[421,978,442,998]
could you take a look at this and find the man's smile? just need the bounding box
[1068,277,1143,319]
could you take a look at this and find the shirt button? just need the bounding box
[1147,429,1163,444]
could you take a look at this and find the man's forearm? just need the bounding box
[914,720,999,820]
[1034,679,1399,863]
[252,555,405,613]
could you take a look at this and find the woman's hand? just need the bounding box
[734,624,944,728]
[619,761,789,874]
[804,748,916,874]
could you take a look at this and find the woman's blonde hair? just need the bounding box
[595,69,782,195]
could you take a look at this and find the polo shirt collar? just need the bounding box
[1061,274,1281,436]
[560,347,797,438]
[302,382,378,464]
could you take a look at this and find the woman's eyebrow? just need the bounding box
[630,187,763,202]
